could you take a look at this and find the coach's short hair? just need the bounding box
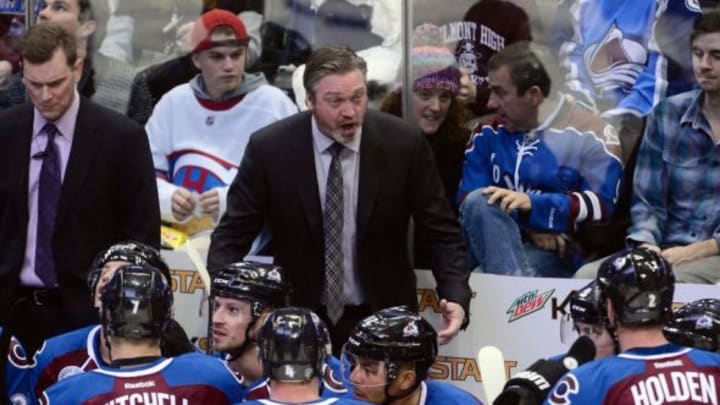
[303,45,367,96]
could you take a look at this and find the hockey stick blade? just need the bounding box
[478,345,507,404]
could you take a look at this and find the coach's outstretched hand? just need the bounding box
[437,299,465,345]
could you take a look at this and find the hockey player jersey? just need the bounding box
[417,380,483,404]
[544,343,720,404]
[23,325,105,402]
[146,81,298,224]
[241,398,368,405]
[458,94,623,233]
[40,353,246,405]
[552,0,701,116]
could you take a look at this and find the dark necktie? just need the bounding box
[324,142,345,324]
[35,123,61,287]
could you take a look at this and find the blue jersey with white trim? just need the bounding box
[40,353,246,405]
[459,118,623,233]
[421,380,484,404]
[552,0,700,116]
[544,343,720,405]
[22,325,105,403]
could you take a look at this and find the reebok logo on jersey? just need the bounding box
[123,380,156,390]
[653,360,683,369]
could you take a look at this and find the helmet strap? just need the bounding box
[608,326,620,355]
[381,363,421,405]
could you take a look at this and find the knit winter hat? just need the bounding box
[412,23,461,94]
[190,8,249,53]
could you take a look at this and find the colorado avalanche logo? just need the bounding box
[403,321,419,337]
[8,336,35,369]
[696,314,714,330]
[267,269,281,282]
[323,362,346,392]
[584,24,646,94]
[548,374,579,405]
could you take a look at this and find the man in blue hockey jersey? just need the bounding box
[340,306,481,405]
[545,248,720,405]
[211,261,349,399]
[41,263,245,404]
[242,307,368,405]
[458,42,623,277]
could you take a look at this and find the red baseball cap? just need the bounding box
[190,9,249,53]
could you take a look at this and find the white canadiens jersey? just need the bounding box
[146,83,298,222]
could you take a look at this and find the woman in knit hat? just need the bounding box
[380,23,470,267]
[380,23,469,214]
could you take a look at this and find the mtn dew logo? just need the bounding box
[506,289,555,322]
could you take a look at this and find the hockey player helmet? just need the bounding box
[341,306,438,384]
[87,241,170,297]
[210,261,289,319]
[101,264,173,339]
[257,307,330,382]
[597,248,675,326]
[664,298,720,352]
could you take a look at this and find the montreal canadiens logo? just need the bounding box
[548,374,579,405]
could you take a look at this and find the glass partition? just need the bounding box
[4,0,713,270]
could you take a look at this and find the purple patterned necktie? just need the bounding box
[35,123,61,287]
[324,142,345,324]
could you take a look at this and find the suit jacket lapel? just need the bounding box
[12,105,34,226]
[56,99,100,227]
[356,115,384,243]
[292,113,323,244]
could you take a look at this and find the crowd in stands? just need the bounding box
[1,0,720,403]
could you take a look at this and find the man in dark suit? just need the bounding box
[0,23,159,355]
[208,45,471,351]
